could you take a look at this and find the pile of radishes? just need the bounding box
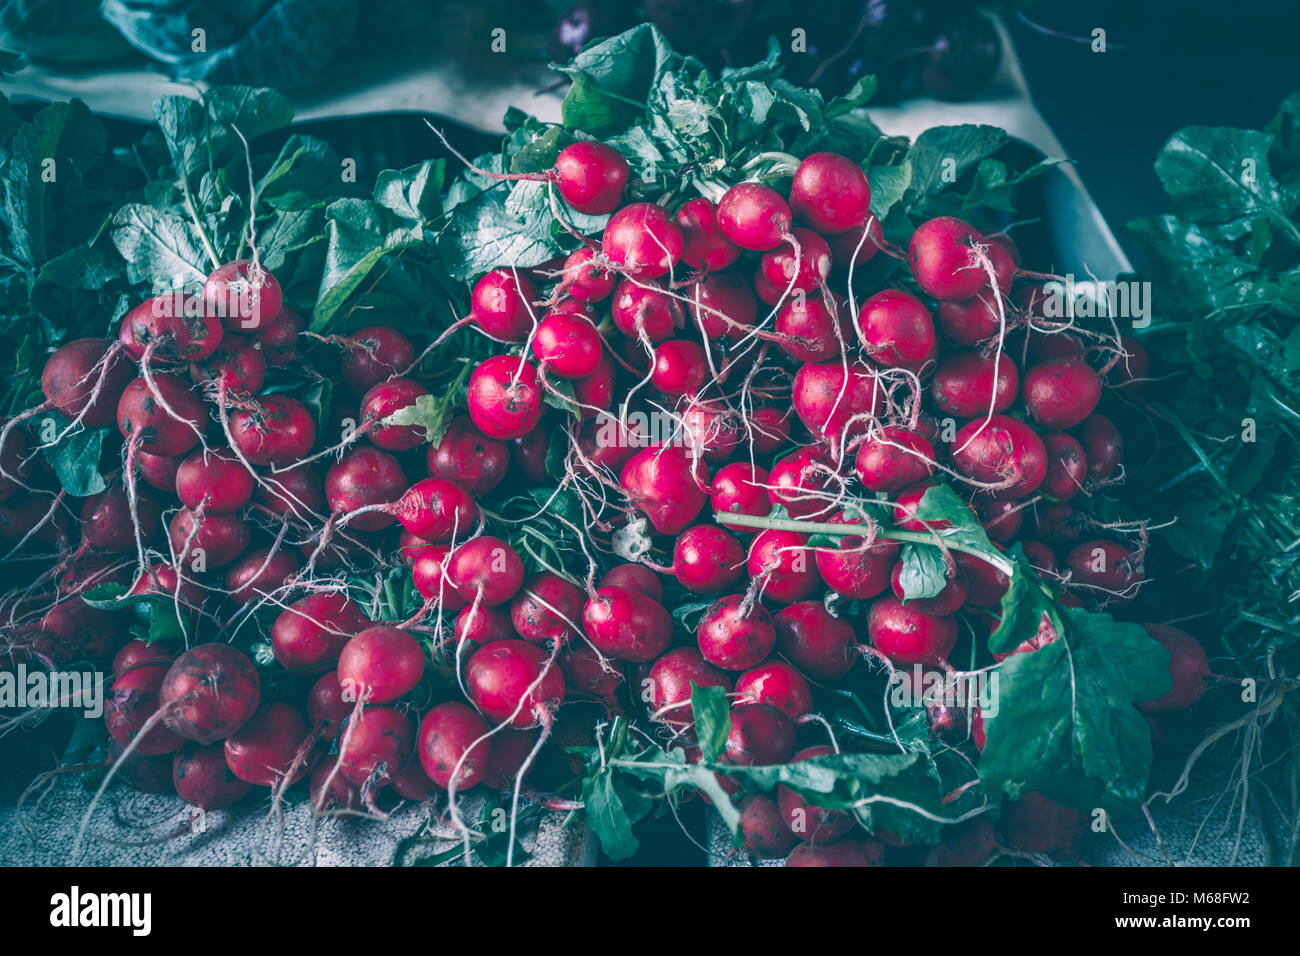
[0,134,1210,867]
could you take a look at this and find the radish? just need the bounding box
[159,643,261,745]
[814,512,899,600]
[338,625,426,703]
[426,416,509,495]
[769,446,836,519]
[909,217,987,300]
[388,759,436,802]
[651,339,709,397]
[1065,538,1145,602]
[790,152,871,235]
[711,462,772,520]
[41,338,134,427]
[558,644,624,707]
[716,182,792,251]
[889,560,969,615]
[1079,413,1123,481]
[778,745,858,842]
[611,278,683,342]
[697,594,776,671]
[1040,432,1087,501]
[854,426,934,493]
[471,269,539,342]
[417,701,493,790]
[1000,792,1082,858]
[272,592,369,672]
[646,646,732,727]
[325,447,407,531]
[734,661,813,718]
[307,672,350,739]
[955,550,1010,609]
[1022,358,1102,429]
[867,596,958,665]
[775,294,853,362]
[223,703,311,787]
[447,535,525,606]
[480,728,542,790]
[1030,500,1084,546]
[747,528,822,603]
[224,547,299,606]
[560,247,616,302]
[752,264,784,306]
[926,818,996,867]
[465,639,566,728]
[340,326,415,394]
[312,762,363,811]
[573,350,617,418]
[937,294,1000,346]
[951,415,1048,500]
[396,477,479,543]
[681,401,741,462]
[190,333,266,395]
[828,217,884,270]
[173,744,253,810]
[725,702,797,763]
[857,289,937,368]
[129,563,206,614]
[602,202,684,279]
[204,259,282,332]
[81,486,161,552]
[255,307,302,368]
[675,197,742,271]
[1135,624,1209,712]
[930,350,1019,418]
[117,374,206,456]
[669,524,745,594]
[168,507,250,567]
[977,499,1024,543]
[760,227,833,292]
[467,355,543,440]
[229,395,316,466]
[456,605,516,648]
[786,839,883,867]
[532,312,602,379]
[749,407,792,455]
[360,377,430,452]
[118,295,223,361]
[551,141,629,214]
[105,645,183,756]
[737,793,799,858]
[106,742,173,793]
[599,563,664,602]
[792,360,881,454]
[412,545,465,609]
[254,463,325,519]
[511,571,585,644]
[774,601,856,681]
[36,599,124,662]
[686,270,758,339]
[620,444,709,535]
[582,585,673,663]
[1021,540,1059,578]
[176,448,253,513]
[337,706,414,787]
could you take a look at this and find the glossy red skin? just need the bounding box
[466,640,566,729]
[725,703,798,764]
[359,378,429,452]
[160,644,261,745]
[224,548,299,607]
[468,355,543,440]
[105,651,184,755]
[748,528,823,603]
[1022,359,1102,429]
[774,602,856,682]
[176,449,254,513]
[417,702,493,790]
[697,595,776,671]
[711,462,772,521]
[396,477,479,544]
[1000,792,1083,858]
[325,447,406,531]
[1020,540,1059,578]
[229,395,316,466]
[1065,538,1145,603]
[412,546,466,610]
[675,197,742,271]
[167,507,249,567]
[814,514,899,601]
[937,293,1001,346]
[909,216,987,301]
[454,605,516,650]
[854,427,934,493]
[786,839,884,866]
[307,672,350,740]
[511,571,585,644]
[890,561,969,616]
[858,289,937,367]
[760,227,832,293]
[388,758,436,802]
[768,446,835,519]
[1136,624,1210,712]
[792,360,881,454]
[117,374,206,456]
[272,592,370,673]
[80,486,160,552]
[611,278,682,343]
[340,326,415,394]
[533,313,602,380]
[510,421,551,483]
[749,407,792,456]
[582,585,674,663]
[790,152,870,235]
[647,647,732,727]
[573,350,617,420]
[734,661,814,719]
[471,270,539,343]
[620,444,709,535]
[778,745,858,843]
[254,463,325,520]
[602,202,684,279]
[716,182,792,251]
[672,524,745,594]
[173,744,253,809]
[1040,432,1088,501]
[553,141,628,214]
[204,259,282,332]
[338,706,414,787]
[752,264,784,306]
[560,247,616,302]
[448,536,525,606]
[338,626,425,704]
[223,703,311,788]
[1079,413,1123,481]
[775,294,852,363]
[119,295,224,361]
[931,350,1019,418]
[977,499,1024,543]
[558,644,624,706]
[190,333,266,395]
[867,597,959,666]
[651,339,709,397]
[828,217,884,270]
[681,401,740,462]
[686,270,756,339]
[41,338,134,427]
[736,793,799,858]
[955,550,1010,609]
[951,415,1048,501]
[255,307,302,367]
[312,762,363,811]
[598,564,664,602]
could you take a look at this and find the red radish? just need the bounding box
[1079,414,1123,481]
[426,416,509,495]
[337,706,414,787]
[937,294,1000,346]
[767,448,835,518]
[325,447,407,530]
[159,643,261,745]
[752,264,785,306]
[467,355,543,440]
[909,217,987,301]
[889,561,968,616]
[532,312,602,379]
[775,294,853,362]
[611,278,683,342]
[582,585,674,663]
[787,840,883,867]
[312,762,363,811]
[307,672,350,739]
[750,407,791,455]
[977,499,1024,543]
[748,528,822,603]
[471,269,539,342]
[455,605,516,648]
[340,326,415,394]
[511,571,585,644]
[41,338,134,427]
[675,197,742,271]
[725,702,798,762]
[35,599,124,662]
[338,625,425,703]
[229,395,316,466]
[646,647,732,727]
[577,415,645,474]
[599,563,664,602]
[411,545,466,609]
[951,415,1048,500]
[955,550,1009,608]
[560,247,616,302]
[670,524,745,594]
[116,374,206,456]
[814,512,899,600]
[168,507,249,567]
[711,462,772,520]
[400,528,436,568]
[224,547,299,606]
[602,202,684,279]
[867,596,958,665]
[111,639,177,677]
[716,182,792,251]
[558,644,623,707]
[854,427,934,493]
[930,350,1019,418]
[687,271,757,339]
[1135,624,1209,712]
[926,818,997,867]
[465,639,566,729]
[651,339,709,397]
[106,742,172,793]
[734,661,813,718]
[697,594,776,671]
[760,227,832,292]
[1065,538,1145,602]
[388,758,436,802]
[223,703,311,787]
[481,729,543,790]
[255,307,302,367]
[1040,432,1087,501]
[105,646,183,756]
[829,216,884,269]
[173,744,253,810]
[204,259,282,332]
[620,444,709,535]
[1000,792,1083,858]
[129,564,205,613]
[396,477,479,543]
[552,141,629,214]
[790,152,871,235]
[81,486,161,552]
[573,350,617,418]
[858,289,937,368]
[254,463,325,518]
[986,239,1016,294]
[792,360,881,454]
[1018,327,1086,363]
[1021,540,1059,578]
[176,448,253,513]
[360,377,429,452]
[736,793,798,858]
[272,592,369,673]
[190,333,266,395]
[778,745,858,842]
[1022,359,1102,429]
[118,295,223,361]
[447,535,525,606]
[417,702,493,790]
[774,601,856,681]
[681,400,741,462]
[1030,500,1085,546]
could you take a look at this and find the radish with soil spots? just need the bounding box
[117,374,207,456]
[325,447,407,531]
[426,416,509,495]
[167,507,250,567]
[951,415,1048,500]
[104,643,183,756]
[560,247,616,301]
[747,528,823,603]
[159,643,261,745]
[255,307,302,367]
[1040,432,1087,501]
[1065,538,1145,603]
[224,547,299,606]
[620,444,709,535]
[340,326,415,394]
[272,592,370,673]
[646,647,732,727]
[396,477,479,544]
[203,259,282,332]
[725,703,797,764]
[791,360,882,455]
[909,216,987,301]
[582,585,674,663]
[737,793,799,858]
[41,338,134,428]
[1022,358,1102,429]
[790,152,871,235]
[778,745,858,842]
[337,706,414,787]
[602,202,685,279]
[447,535,525,606]
[223,702,312,787]
[867,596,958,666]
[697,594,776,671]
[1136,624,1209,712]
[191,333,266,395]
[338,626,425,703]
[465,639,566,728]
[711,462,772,520]
[417,701,493,790]
[669,524,745,594]
[510,571,585,644]
[361,378,430,452]
[774,602,856,681]
[716,182,793,251]
[854,427,934,493]
[229,395,317,466]
[173,744,253,810]
[467,355,544,440]
[118,296,224,361]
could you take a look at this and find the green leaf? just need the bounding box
[581,770,644,860]
[897,542,947,600]
[110,203,207,287]
[81,581,187,644]
[375,159,445,223]
[312,198,423,330]
[990,550,1056,656]
[39,416,106,497]
[1155,126,1290,228]
[907,125,1005,198]
[690,684,731,762]
[381,390,454,446]
[868,161,912,219]
[555,24,682,138]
